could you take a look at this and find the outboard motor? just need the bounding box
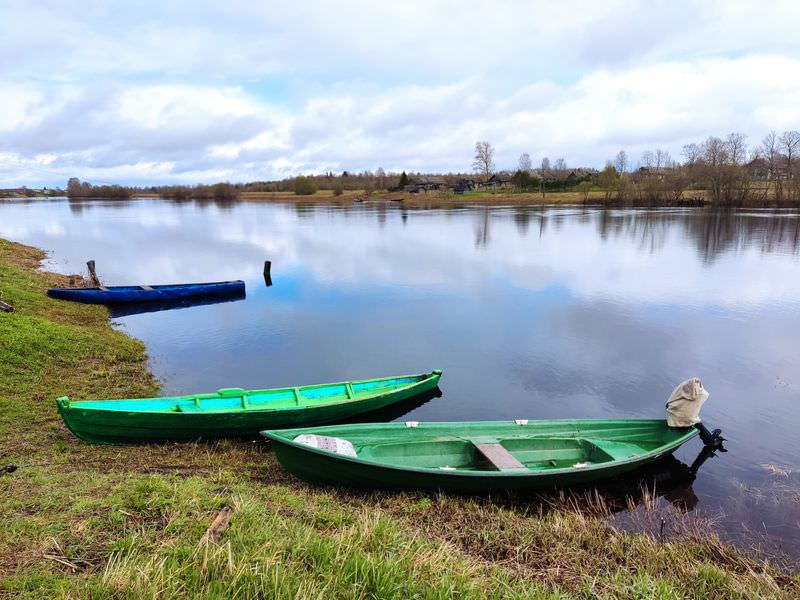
[666,378,726,451]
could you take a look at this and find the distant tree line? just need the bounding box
[157,183,240,202]
[242,169,401,195]
[596,129,800,206]
[62,127,799,206]
[476,128,800,206]
[67,178,132,199]
[66,179,241,202]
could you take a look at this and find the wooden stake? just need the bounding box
[0,292,13,313]
[263,260,273,287]
[86,260,101,287]
[43,553,79,571]
[203,506,233,542]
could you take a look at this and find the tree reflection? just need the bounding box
[595,208,800,262]
[474,206,490,248]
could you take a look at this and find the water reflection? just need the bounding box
[0,198,798,558]
[67,196,242,214]
[589,208,800,262]
[336,387,442,425]
[600,445,720,514]
[107,289,246,318]
[58,198,800,264]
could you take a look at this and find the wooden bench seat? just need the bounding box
[474,443,526,470]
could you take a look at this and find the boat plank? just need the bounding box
[475,443,526,470]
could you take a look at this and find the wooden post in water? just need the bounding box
[263,260,273,287]
[86,260,103,288]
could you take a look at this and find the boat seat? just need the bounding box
[587,439,645,460]
[140,285,154,290]
[474,443,526,470]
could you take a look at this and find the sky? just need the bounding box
[1,0,800,187]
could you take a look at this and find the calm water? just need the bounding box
[2,197,799,557]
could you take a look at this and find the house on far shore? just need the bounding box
[404,175,446,193]
[634,166,671,181]
[451,178,475,194]
[745,157,791,181]
[480,172,514,190]
[532,167,598,183]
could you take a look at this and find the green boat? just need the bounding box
[261,419,699,492]
[56,370,442,444]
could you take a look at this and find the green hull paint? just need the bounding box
[262,419,699,492]
[56,370,442,444]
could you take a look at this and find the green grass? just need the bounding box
[1,237,797,598]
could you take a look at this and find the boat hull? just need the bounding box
[263,420,699,492]
[56,371,442,444]
[47,280,245,304]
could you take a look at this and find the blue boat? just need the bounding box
[47,280,246,304]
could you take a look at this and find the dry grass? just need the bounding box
[240,190,367,203]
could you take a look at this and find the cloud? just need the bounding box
[1,1,800,185]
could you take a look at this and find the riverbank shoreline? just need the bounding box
[0,237,796,597]
[226,191,800,209]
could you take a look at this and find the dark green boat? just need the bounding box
[56,370,442,444]
[261,419,699,492]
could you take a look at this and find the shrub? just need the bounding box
[294,176,317,196]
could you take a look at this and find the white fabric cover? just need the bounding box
[293,433,357,457]
[665,377,709,427]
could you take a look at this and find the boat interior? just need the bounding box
[68,374,429,412]
[354,436,665,472]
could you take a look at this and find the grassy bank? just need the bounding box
[238,190,594,207]
[0,237,797,598]
[239,189,800,209]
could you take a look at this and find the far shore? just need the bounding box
[12,188,792,209]
[133,189,651,208]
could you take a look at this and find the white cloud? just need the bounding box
[1,1,800,185]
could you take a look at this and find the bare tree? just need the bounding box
[473,141,495,181]
[577,180,592,203]
[780,130,800,173]
[553,158,567,173]
[597,164,618,202]
[640,151,655,170]
[540,156,551,172]
[726,133,747,165]
[681,143,702,165]
[761,131,779,176]
[760,130,781,201]
[539,157,551,198]
[518,153,532,172]
[702,136,728,202]
[614,150,628,174]
[655,148,673,169]
[700,135,750,204]
[375,167,386,190]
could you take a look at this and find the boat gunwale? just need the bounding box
[57,370,442,415]
[262,419,699,479]
[47,280,245,293]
